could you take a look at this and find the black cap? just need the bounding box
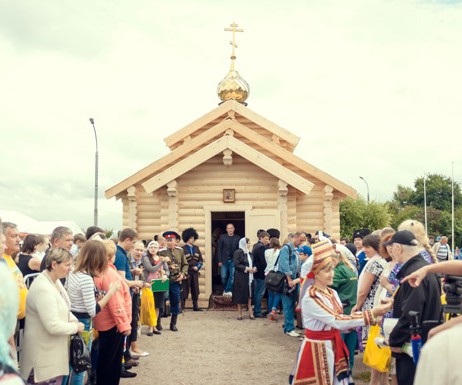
[382,230,418,247]
[353,228,370,239]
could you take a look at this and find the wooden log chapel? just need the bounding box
[105,23,356,307]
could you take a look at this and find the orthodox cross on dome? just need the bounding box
[217,22,249,105]
[224,22,244,70]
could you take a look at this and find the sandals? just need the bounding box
[237,316,243,320]
[249,315,255,320]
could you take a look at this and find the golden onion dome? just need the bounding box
[218,22,249,105]
[217,69,250,104]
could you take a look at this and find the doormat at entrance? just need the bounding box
[209,295,240,311]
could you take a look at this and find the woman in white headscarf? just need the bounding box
[232,237,256,320]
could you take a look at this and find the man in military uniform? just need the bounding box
[158,231,188,331]
[181,228,204,312]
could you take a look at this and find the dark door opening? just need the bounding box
[211,211,245,292]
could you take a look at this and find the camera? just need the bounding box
[437,274,462,316]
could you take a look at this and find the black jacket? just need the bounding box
[232,249,254,305]
[252,241,267,280]
[217,234,241,264]
[389,254,442,357]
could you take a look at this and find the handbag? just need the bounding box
[70,333,91,373]
[265,245,292,294]
[363,324,391,372]
[265,271,286,293]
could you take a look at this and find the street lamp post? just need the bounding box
[359,176,370,204]
[89,118,98,226]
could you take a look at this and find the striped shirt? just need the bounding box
[66,271,97,317]
[437,244,450,262]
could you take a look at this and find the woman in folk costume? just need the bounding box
[290,240,393,385]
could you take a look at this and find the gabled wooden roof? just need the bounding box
[142,135,314,195]
[105,104,357,199]
[164,100,300,151]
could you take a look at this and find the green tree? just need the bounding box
[390,205,422,230]
[340,197,391,240]
[413,174,462,212]
[391,185,415,208]
[388,173,462,246]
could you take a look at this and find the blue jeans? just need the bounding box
[70,317,92,385]
[267,289,281,311]
[253,279,266,315]
[281,292,297,333]
[220,259,234,292]
[169,281,181,315]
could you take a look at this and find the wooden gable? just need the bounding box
[164,100,300,152]
[105,102,356,200]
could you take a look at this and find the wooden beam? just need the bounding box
[225,119,357,198]
[107,111,355,199]
[142,136,229,193]
[227,136,314,195]
[164,99,300,150]
[164,101,233,148]
[143,135,314,195]
[105,119,234,199]
[231,101,300,148]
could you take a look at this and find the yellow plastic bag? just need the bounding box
[140,287,157,327]
[363,324,391,372]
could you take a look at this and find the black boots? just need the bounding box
[157,314,163,331]
[193,300,202,312]
[170,314,178,332]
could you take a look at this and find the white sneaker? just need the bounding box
[130,350,149,357]
[285,330,300,337]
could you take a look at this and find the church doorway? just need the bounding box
[211,211,245,292]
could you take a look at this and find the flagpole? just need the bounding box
[423,175,428,235]
[452,162,455,255]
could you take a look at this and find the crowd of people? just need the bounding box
[216,221,459,385]
[2,215,462,385]
[0,220,204,385]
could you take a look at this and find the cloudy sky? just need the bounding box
[1,0,461,231]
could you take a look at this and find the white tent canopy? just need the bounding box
[0,209,83,235]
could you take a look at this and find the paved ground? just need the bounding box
[122,310,370,385]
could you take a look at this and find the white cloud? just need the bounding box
[0,0,461,230]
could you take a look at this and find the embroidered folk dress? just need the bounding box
[291,286,373,385]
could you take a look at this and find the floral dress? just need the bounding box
[359,255,387,340]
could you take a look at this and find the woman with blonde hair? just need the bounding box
[398,219,436,263]
[93,240,132,385]
[20,248,84,385]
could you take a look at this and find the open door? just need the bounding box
[247,209,281,246]
[211,211,245,293]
